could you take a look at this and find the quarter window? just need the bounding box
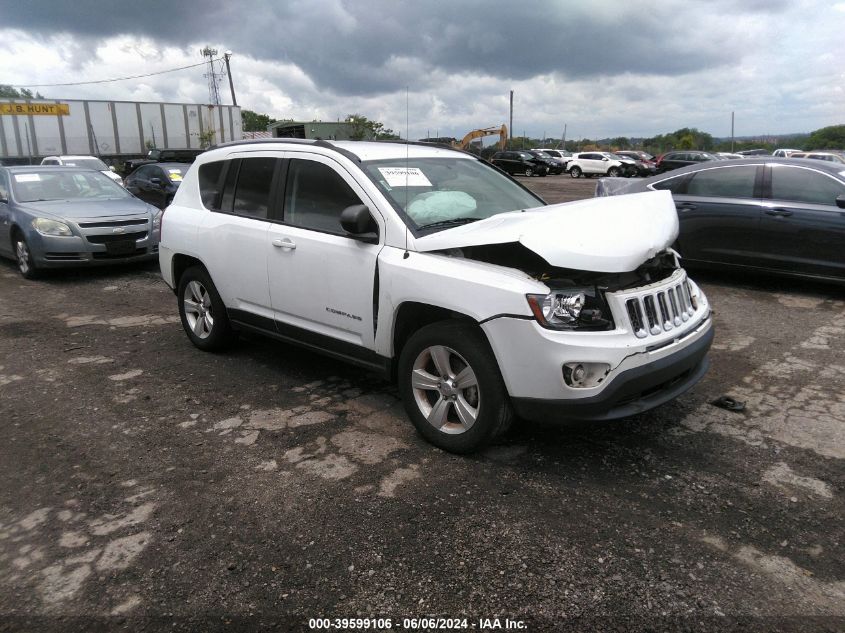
[651,175,688,194]
[770,166,845,206]
[685,166,757,198]
[284,159,362,233]
[198,160,226,209]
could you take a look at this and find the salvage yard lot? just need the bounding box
[0,177,842,631]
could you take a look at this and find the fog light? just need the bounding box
[563,362,611,388]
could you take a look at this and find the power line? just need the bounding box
[7,57,223,88]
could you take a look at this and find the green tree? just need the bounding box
[345,114,400,140]
[0,84,44,99]
[805,125,845,150]
[241,109,277,132]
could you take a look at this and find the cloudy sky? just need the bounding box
[0,0,842,142]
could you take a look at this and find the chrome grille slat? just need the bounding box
[621,272,700,339]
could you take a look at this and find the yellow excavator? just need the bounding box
[454,124,508,151]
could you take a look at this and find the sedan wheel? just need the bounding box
[525,167,534,177]
[14,235,38,279]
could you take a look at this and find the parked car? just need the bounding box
[124,162,188,208]
[41,155,124,186]
[654,151,719,173]
[736,149,770,156]
[713,152,743,160]
[0,166,161,278]
[531,149,572,167]
[122,148,204,176]
[525,150,565,174]
[490,151,548,177]
[772,149,802,158]
[566,152,627,178]
[596,158,845,283]
[615,151,657,176]
[160,139,713,453]
[799,152,845,165]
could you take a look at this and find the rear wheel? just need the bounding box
[13,232,39,279]
[569,166,582,178]
[398,321,513,454]
[177,266,236,351]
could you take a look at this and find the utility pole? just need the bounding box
[509,90,513,148]
[560,124,566,150]
[731,111,735,152]
[223,51,237,106]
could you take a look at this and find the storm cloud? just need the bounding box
[0,0,840,139]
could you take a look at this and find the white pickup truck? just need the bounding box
[159,139,713,453]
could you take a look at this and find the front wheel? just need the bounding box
[524,167,534,177]
[177,266,236,351]
[607,166,622,177]
[398,321,513,454]
[569,166,582,178]
[14,233,39,279]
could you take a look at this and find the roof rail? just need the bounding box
[205,137,362,163]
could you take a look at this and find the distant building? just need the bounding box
[268,120,363,141]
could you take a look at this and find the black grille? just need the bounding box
[86,231,147,244]
[92,248,147,260]
[77,219,148,228]
[44,253,85,261]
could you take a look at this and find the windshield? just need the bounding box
[362,157,544,233]
[12,170,132,203]
[61,158,109,171]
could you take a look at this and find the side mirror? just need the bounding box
[150,177,163,187]
[340,204,378,243]
[602,157,609,161]
[837,195,845,209]
[109,166,117,172]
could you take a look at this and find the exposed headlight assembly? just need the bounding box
[526,287,612,330]
[32,217,72,236]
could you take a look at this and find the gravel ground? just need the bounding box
[0,176,842,632]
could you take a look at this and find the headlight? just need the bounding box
[152,209,163,230]
[527,287,612,330]
[32,218,72,236]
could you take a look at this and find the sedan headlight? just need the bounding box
[526,287,612,330]
[152,209,163,230]
[32,217,72,236]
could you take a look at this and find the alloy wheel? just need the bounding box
[183,280,214,339]
[410,345,480,434]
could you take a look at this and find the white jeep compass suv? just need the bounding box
[159,139,713,453]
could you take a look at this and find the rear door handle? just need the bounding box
[764,208,793,217]
[676,202,697,211]
[272,238,296,250]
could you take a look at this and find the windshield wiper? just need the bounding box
[417,217,481,230]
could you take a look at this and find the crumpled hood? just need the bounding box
[414,190,678,272]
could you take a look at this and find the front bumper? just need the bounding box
[510,323,713,422]
[29,231,159,268]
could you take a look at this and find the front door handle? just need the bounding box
[272,238,296,250]
[676,202,697,211]
[765,208,793,217]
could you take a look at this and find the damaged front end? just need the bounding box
[439,241,682,333]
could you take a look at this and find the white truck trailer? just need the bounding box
[0,99,242,167]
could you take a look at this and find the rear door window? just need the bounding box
[685,166,758,198]
[232,157,278,219]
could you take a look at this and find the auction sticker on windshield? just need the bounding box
[168,170,184,181]
[377,167,432,187]
[14,174,41,182]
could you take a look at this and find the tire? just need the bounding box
[13,232,39,279]
[569,166,582,178]
[524,167,534,177]
[177,265,236,352]
[398,321,513,454]
[607,166,622,177]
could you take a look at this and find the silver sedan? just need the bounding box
[0,166,162,278]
